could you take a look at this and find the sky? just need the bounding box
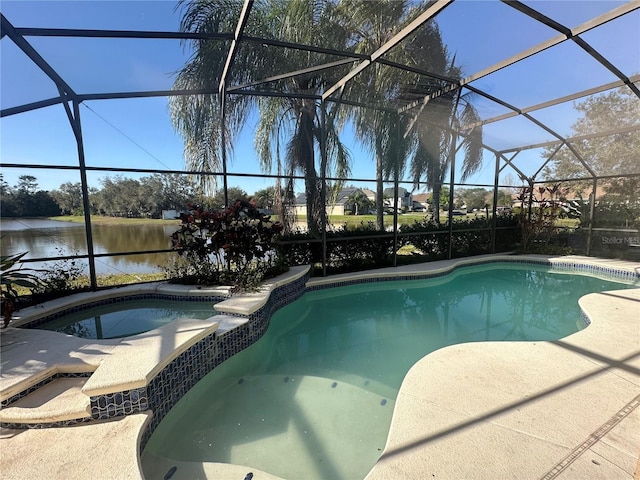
[1,0,638,196]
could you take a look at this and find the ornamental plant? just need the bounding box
[169,200,286,290]
[1,251,45,327]
[515,184,566,252]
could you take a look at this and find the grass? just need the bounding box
[51,213,579,229]
[297,212,497,229]
[13,272,168,297]
[51,215,180,226]
[297,213,435,229]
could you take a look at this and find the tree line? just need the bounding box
[0,170,514,220]
[0,173,276,219]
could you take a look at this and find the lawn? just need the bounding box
[51,213,579,229]
[296,212,488,229]
[51,215,180,226]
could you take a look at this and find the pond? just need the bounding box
[0,218,179,275]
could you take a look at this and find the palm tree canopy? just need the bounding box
[171,0,482,229]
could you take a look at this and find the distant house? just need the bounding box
[383,187,413,211]
[412,192,430,211]
[294,187,372,216]
[361,188,376,203]
[161,209,180,220]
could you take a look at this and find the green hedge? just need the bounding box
[276,216,520,275]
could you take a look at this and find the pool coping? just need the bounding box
[0,266,310,414]
[1,254,639,479]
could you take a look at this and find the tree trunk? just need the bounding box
[300,102,321,235]
[376,151,384,230]
[432,184,441,225]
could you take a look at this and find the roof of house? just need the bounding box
[361,188,376,199]
[383,187,409,196]
[413,193,431,203]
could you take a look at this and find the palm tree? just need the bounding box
[253,0,352,235]
[170,0,262,197]
[346,189,372,215]
[338,0,413,230]
[338,0,483,227]
[172,0,352,235]
[409,87,483,223]
[340,0,463,230]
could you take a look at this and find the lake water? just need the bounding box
[0,218,179,275]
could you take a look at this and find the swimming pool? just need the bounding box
[40,299,218,339]
[143,262,635,480]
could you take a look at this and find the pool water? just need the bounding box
[41,299,218,339]
[144,264,635,480]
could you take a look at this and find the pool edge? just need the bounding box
[1,255,638,480]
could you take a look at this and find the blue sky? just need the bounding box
[1,0,638,195]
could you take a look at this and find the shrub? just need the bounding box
[398,215,519,259]
[169,200,286,291]
[276,222,395,275]
[31,249,89,300]
[276,216,521,275]
[1,251,45,327]
[515,184,572,253]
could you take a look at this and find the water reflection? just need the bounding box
[41,300,217,339]
[0,218,178,274]
[256,265,633,394]
[146,264,634,480]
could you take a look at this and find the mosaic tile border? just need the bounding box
[138,274,309,449]
[0,415,96,430]
[3,274,306,431]
[306,258,640,292]
[20,293,228,330]
[0,372,96,430]
[6,258,636,432]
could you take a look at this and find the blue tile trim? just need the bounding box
[0,372,95,430]
[579,310,592,328]
[306,258,639,292]
[20,293,228,330]
[90,387,149,420]
[137,272,309,450]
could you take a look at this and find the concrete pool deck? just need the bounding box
[1,255,639,479]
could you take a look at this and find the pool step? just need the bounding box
[0,377,92,425]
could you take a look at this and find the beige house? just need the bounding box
[294,187,373,216]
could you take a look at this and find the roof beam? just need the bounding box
[1,14,77,100]
[322,0,453,101]
[0,96,63,117]
[13,26,232,41]
[227,57,357,92]
[243,36,367,60]
[377,58,458,83]
[13,26,369,61]
[400,1,638,117]
[531,144,563,180]
[498,123,640,154]
[504,0,640,99]
[219,0,253,95]
[466,75,640,130]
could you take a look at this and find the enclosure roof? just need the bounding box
[1,0,639,183]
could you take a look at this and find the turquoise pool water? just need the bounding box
[144,263,635,480]
[41,299,217,339]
